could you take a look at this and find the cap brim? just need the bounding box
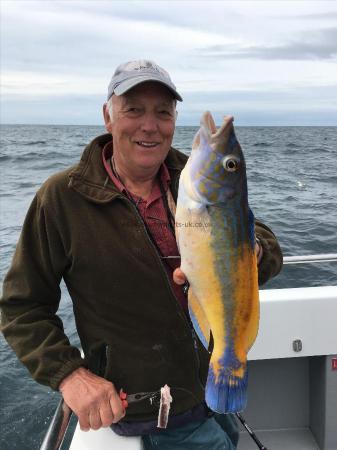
[114,75,183,102]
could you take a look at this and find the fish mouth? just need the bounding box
[200,111,234,153]
[202,111,217,135]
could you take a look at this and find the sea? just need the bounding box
[0,124,336,449]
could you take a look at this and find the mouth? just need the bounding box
[135,141,160,148]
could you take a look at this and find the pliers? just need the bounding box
[119,389,160,409]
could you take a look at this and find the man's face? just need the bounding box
[104,82,176,174]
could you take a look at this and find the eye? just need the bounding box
[159,110,172,117]
[222,155,240,172]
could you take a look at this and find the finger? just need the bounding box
[99,402,114,428]
[119,388,127,400]
[78,412,90,432]
[121,399,128,409]
[89,409,102,430]
[173,268,186,285]
[109,395,126,423]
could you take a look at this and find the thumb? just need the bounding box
[173,268,186,285]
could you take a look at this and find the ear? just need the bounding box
[103,103,113,133]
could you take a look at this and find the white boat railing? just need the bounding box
[283,253,337,264]
[39,253,337,450]
[39,400,72,450]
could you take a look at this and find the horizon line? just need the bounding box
[1,122,336,128]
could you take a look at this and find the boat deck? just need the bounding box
[238,428,319,449]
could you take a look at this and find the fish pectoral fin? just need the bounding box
[188,288,211,350]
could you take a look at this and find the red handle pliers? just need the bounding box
[119,389,159,409]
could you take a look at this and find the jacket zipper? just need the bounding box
[122,197,205,387]
[123,197,190,328]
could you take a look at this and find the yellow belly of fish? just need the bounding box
[177,207,259,384]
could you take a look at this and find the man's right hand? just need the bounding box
[59,367,126,431]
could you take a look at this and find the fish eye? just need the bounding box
[222,155,240,172]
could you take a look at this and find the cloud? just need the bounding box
[1,1,337,125]
[198,28,337,61]
[53,1,243,33]
[1,1,226,78]
[290,12,337,20]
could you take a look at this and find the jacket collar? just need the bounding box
[68,133,188,204]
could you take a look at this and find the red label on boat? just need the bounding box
[332,358,337,371]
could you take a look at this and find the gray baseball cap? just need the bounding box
[107,59,183,102]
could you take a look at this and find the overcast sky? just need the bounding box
[1,0,337,126]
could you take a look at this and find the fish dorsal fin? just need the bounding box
[188,287,211,350]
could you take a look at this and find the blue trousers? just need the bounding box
[142,415,237,449]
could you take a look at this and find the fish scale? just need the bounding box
[175,111,259,413]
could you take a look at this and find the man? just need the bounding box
[0,60,282,449]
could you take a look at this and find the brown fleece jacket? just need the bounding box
[0,134,282,422]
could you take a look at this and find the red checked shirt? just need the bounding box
[102,142,187,311]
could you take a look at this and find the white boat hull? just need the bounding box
[69,285,337,450]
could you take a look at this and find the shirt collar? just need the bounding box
[102,141,171,195]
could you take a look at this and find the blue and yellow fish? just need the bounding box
[175,111,259,413]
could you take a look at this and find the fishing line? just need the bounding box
[235,412,268,450]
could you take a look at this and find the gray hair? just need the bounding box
[107,97,114,121]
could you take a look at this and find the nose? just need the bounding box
[140,113,159,134]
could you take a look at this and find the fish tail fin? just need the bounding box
[205,364,248,413]
[188,288,211,350]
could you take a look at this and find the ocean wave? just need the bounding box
[16,181,40,189]
[252,142,271,147]
[286,142,302,148]
[14,151,71,161]
[31,162,69,170]
[0,192,16,198]
[21,140,47,146]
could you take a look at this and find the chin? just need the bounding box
[136,154,165,168]
[137,160,162,171]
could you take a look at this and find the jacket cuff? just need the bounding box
[254,218,283,286]
[256,232,283,285]
[50,358,88,391]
